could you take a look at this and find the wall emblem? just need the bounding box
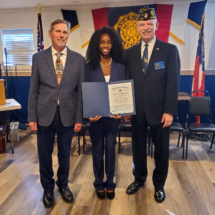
[114,12,141,49]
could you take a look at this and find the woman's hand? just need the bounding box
[88,115,102,122]
[110,114,122,119]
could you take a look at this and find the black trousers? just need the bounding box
[37,108,74,190]
[131,115,170,191]
[90,117,120,191]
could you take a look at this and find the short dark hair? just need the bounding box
[86,26,125,69]
[50,19,68,32]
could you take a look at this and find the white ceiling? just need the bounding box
[0,0,213,10]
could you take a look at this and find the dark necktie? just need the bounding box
[142,44,148,73]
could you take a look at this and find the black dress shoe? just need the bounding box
[154,189,166,203]
[59,186,73,203]
[96,190,105,200]
[43,189,54,208]
[126,182,144,195]
[107,190,115,200]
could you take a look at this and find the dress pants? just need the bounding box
[131,115,170,191]
[37,108,74,190]
[90,117,120,191]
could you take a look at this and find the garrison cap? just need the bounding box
[138,7,157,21]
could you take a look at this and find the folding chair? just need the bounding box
[183,91,215,159]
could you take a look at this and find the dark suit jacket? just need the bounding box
[85,60,125,82]
[28,46,85,127]
[126,39,180,125]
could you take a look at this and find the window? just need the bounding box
[1,29,34,66]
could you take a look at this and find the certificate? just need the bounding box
[108,82,134,114]
[82,80,136,118]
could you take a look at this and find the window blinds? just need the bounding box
[1,29,34,65]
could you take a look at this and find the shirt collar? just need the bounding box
[52,46,67,56]
[141,35,156,49]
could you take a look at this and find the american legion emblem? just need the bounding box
[114,12,141,49]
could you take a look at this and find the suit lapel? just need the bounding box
[98,65,106,82]
[45,47,58,85]
[60,47,74,85]
[133,42,144,78]
[144,39,161,80]
[109,60,116,82]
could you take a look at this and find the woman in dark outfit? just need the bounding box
[85,26,125,200]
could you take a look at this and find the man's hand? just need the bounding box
[88,115,102,122]
[161,113,173,128]
[110,114,122,119]
[74,123,83,133]
[123,115,131,122]
[29,122,37,131]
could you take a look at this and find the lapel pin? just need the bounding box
[156,48,159,50]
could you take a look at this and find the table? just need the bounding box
[178,92,190,101]
[0,99,21,153]
[0,99,21,111]
[177,92,191,127]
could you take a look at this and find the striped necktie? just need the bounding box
[142,43,148,73]
[55,53,63,85]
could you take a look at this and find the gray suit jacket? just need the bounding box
[28,46,85,127]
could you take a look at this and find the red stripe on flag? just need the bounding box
[198,72,205,96]
[155,4,173,42]
[193,55,200,96]
[92,8,109,30]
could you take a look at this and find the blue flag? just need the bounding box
[187,0,207,29]
[61,9,79,33]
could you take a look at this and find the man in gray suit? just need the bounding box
[28,19,84,208]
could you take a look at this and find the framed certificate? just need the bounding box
[82,80,136,118]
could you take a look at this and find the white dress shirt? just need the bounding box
[141,36,156,61]
[104,75,110,82]
[51,46,67,69]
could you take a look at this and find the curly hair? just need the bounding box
[86,26,125,69]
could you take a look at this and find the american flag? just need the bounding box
[192,13,205,123]
[37,13,44,52]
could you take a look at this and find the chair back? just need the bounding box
[186,91,213,123]
[189,97,211,116]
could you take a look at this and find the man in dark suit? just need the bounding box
[124,8,180,203]
[28,19,84,208]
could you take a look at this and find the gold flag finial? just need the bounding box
[35,4,43,14]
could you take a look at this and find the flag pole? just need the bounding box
[35,4,44,52]
[192,12,205,124]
